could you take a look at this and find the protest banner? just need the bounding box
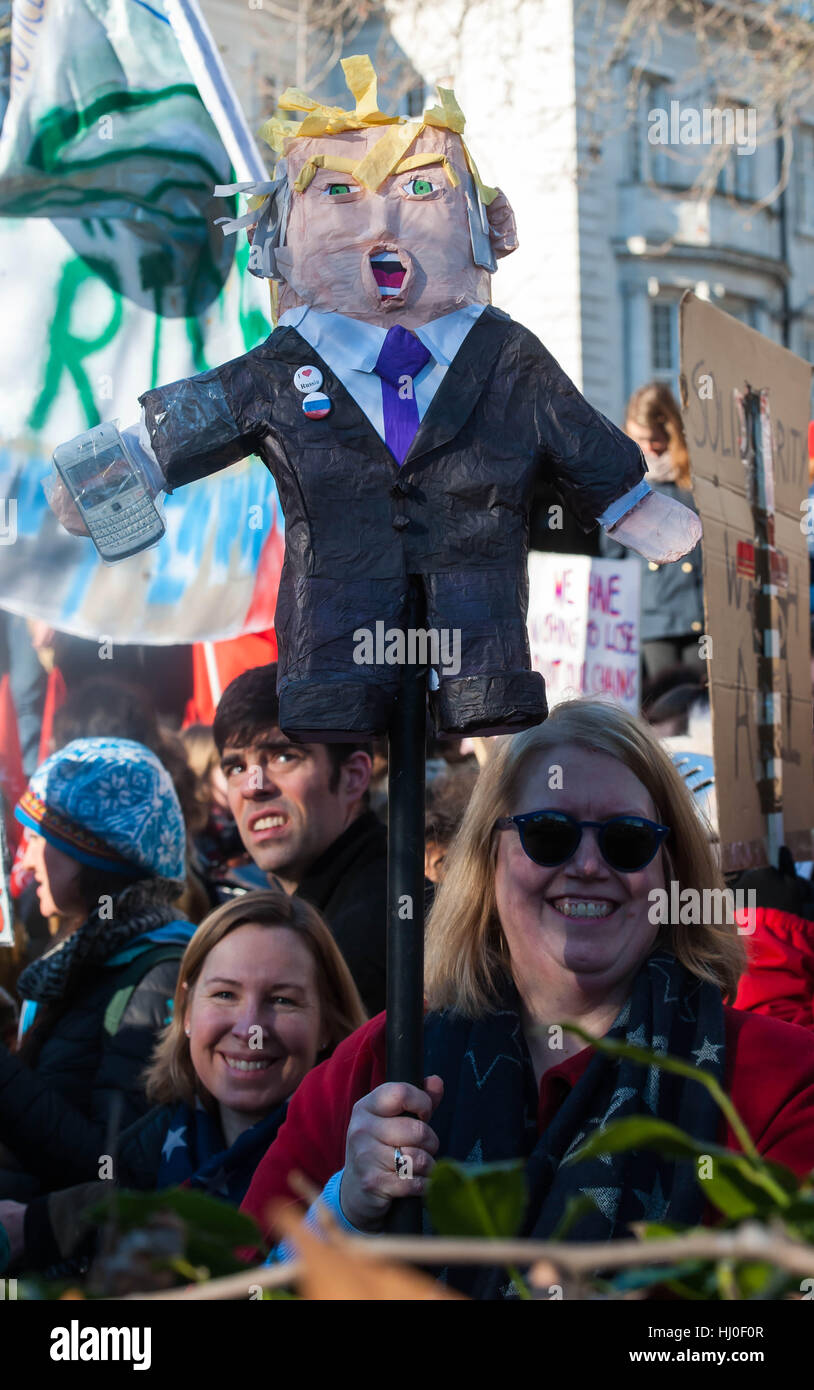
[0,0,282,645]
[527,551,641,713]
[679,291,814,870]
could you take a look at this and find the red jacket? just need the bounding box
[242,1004,814,1241]
[733,906,814,1030]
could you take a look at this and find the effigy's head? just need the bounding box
[238,55,517,329]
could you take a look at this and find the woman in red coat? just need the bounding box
[731,852,814,1031]
[242,700,814,1294]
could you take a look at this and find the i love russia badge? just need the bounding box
[294,365,324,393]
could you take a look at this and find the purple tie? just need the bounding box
[372,325,432,465]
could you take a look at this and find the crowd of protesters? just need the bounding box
[0,387,813,1296]
[0,650,811,1292]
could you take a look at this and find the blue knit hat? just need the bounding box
[16,737,186,881]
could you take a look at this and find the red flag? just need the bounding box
[0,674,26,855]
[184,630,278,727]
[38,665,67,765]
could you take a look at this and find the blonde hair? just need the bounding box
[144,889,367,1108]
[425,700,745,1018]
[625,381,691,488]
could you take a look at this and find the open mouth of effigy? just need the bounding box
[370,250,407,297]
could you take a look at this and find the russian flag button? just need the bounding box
[302,390,331,420]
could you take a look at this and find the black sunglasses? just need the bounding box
[495,809,670,873]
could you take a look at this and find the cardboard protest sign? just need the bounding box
[527,552,641,713]
[679,292,813,870]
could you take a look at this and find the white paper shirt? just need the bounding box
[277,302,486,442]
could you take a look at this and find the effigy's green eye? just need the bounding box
[410,178,433,196]
[326,183,351,195]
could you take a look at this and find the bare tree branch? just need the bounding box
[122,1220,814,1300]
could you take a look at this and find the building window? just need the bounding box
[735,142,756,199]
[633,75,673,187]
[797,126,814,232]
[714,104,756,200]
[650,301,677,375]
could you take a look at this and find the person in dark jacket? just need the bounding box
[600,382,705,681]
[212,664,389,1015]
[0,737,195,1200]
[0,888,366,1273]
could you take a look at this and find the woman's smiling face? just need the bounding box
[185,924,324,1122]
[494,744,667,1003]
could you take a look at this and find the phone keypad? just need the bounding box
[89,494,161,551]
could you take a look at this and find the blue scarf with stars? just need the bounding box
[157,1100,289,1206]
[423,951,725,1297]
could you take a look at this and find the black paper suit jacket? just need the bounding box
[140,306,645,739]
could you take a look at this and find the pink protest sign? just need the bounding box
[527,552,641,712]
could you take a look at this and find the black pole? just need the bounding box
[385,577,427,1235]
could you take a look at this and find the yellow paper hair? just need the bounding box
[256,54,495,201]
[292,155,359,193]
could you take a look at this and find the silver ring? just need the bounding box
[394,1146,404,1175]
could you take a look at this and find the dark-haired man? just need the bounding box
[213,663,386,1015]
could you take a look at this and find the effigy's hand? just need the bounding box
[42,472,89,537]
[340,1076,444,1232]
[607,490,702,563]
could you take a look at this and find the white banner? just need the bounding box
[0,0,283,644]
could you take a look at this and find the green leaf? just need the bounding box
[565,1113,798,1213]
[86,1187,265,1281]
[560,1023,765,1171]
[698,1157,799,1222]
[770,1191,814,1231]
[549,1193,600,1241]
[426,1159,527,1239]
[663,1272,719,1300]
[566,1115,707,1164]
[566,1111,802,1223]
[716,1259,739,1300]
[637,1219,689,1239]
[604,1260,709,1294]
[732,1260,777,1299]
[87,1186,262,1248]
